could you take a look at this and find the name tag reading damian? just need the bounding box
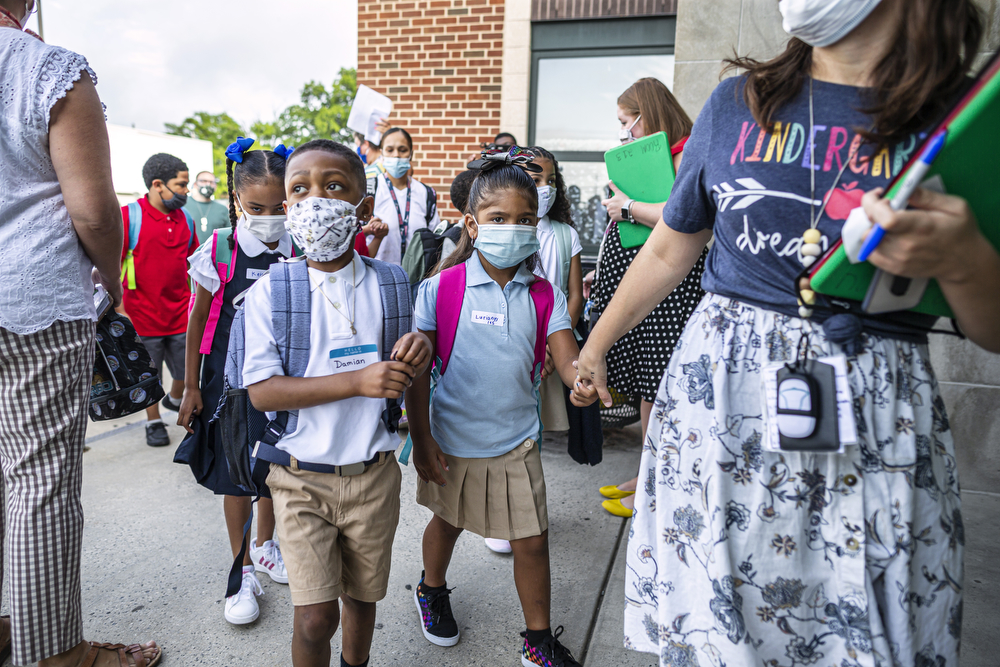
[329,344,379,372]
[471,310,505,327]
[246,268,267,281]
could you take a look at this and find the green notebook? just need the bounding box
[604,131,675,248]
[810,49,1000,319]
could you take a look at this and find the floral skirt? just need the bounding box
[623,294,963,667]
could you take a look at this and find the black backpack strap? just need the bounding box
[425,184,437,224]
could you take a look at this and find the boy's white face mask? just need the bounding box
[778,0,883,48]
[285,197,360,262]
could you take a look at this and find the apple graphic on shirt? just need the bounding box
[822,182,865,221]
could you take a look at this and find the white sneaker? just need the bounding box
[484,538,512,554]
[250,538,288,584]
[224,569,263,625]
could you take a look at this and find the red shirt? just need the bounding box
[354,234,369,258]
[121,196,200,337]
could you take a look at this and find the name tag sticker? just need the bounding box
[329,343,379,373]
[246,268,267,280]
[471,310,505,327]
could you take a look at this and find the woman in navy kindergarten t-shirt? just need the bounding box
[579,1,1000,666]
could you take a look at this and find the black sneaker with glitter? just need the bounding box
[414,571,459,647]
[520,626,581,667]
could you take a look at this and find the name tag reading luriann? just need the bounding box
[471,310,505,327]
[329,344,379,372]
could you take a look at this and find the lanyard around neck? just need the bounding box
[384,174,412,253]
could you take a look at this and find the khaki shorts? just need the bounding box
[267,452,402,606]
[416,439,548,541]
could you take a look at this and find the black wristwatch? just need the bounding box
[621,199,635,222]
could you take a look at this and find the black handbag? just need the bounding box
[89,312,165,421]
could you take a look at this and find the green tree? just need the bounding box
[251,68,357,147]
[164,111,246,194]
[165,68,359,194]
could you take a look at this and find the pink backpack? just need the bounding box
[399,262,554,465]
[198,228,241,354]
[435,263,554,381]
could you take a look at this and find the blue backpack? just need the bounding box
[216,255,411,597]
[119,201,196,289]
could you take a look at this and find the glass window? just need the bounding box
[534,54,675,152]
[559,162,611,247]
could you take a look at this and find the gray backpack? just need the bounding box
[216,255,411,596]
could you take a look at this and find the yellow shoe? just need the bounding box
[602,498,634,518]
[599,484,636,499]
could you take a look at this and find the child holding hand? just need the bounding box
[406,148,597,667]
[241,139,432,667]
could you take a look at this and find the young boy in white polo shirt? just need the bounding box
[241,139,432,667]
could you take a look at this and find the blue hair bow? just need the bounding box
[225,137,256,164]
[273,144,295,160]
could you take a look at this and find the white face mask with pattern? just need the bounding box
[284,197,361,262]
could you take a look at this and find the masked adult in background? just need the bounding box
[577,1,1000,665]
[590,78,708,518]
[0,0,162,665]
[184,171,230,235]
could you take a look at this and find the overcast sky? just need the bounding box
[26,0,358,133]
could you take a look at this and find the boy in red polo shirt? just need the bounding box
[120,153,199,447]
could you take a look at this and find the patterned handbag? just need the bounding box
[89,312,165,421]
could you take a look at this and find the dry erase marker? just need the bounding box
[857,130,948,262]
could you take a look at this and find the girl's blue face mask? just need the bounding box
[473,222,540,269]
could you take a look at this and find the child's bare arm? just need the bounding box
[178,285,212,433]
[567,254,584,328]
[405,330,450,486]
[248,361,415,412]
[548,328,598,407]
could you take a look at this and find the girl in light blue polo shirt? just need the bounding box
[406,148,598,667]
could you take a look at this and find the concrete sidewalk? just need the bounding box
[2,411,996,666]
[67,417,652,667]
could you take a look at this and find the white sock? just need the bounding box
[146,419,163,425]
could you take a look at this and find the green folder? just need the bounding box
[604,131,675,248]
[810,49,1000,319]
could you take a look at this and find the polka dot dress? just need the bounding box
[591,223,707,403]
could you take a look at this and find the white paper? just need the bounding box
[347,85,393,145]
[762,355,857,453]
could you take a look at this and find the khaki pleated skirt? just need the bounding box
[416,439,548,540]
[539,373,569,432]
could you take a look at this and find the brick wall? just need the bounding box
[357,0,506,198]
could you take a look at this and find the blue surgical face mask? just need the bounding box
[473,222,540,269]
[382,156,411,179]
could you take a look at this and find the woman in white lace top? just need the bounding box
[0,1,161,665]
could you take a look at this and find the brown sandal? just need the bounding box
[80,641,162,667]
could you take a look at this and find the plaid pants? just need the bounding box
[0,319,93,665]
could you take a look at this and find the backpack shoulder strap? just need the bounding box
[270,259,312,435]
[127,202,142,250]
[425,184,437,225]
[361,256,412,361]
[181,209,196,239]
[198,228,240,356]
[435,263,466,376]
[362,256,412,434]
[528,278,555,384]
[120,202,143,290]
[213,228,237,278]
[550,220,573,297]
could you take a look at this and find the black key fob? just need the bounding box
[776,360,840,452]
